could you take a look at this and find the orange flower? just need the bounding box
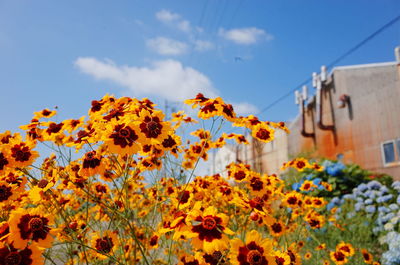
[104,122,142,155]
[0,242,43,265]
[361,249,373,264]
[0,150,10,174]
[304,251,312,260]
[8,138,39,169]
[197,98,223,120]
[78,150,106,177]
[8,207,56,249]
[90,231,119,260]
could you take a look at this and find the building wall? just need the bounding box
[288,62,400,179]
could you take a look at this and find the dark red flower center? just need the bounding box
[363,252,371,261]
[110,124,139,149]
[250,178,263,191]
[11,144,32,163]
[5,252,22,265]
[0,185,12,202]
[275,256,285,265]
[202,217,217,230]
[47,122,64,134]
[179,191,190,204]
[149,235,158,246]
[37,179,49,189]
[96,237,113,254]
[119,128,130,137]
[0,152,9,170]
[200,102,217,114]
[147,121,158,131]
[91,100,103,112]
[18,214,50,241]
[29,217,44,231]
[82,151,101,169]
[222,104,234,118]
[334,251,345,261]
[287,196,297,205]
[271,223,282,233]
[140,117,163,138]
[256,129,270,140]
[296,161,305,169]
[247,250,262,264]
[309,219,321,228]
[234,171,246,180]
[41,109,52,116]
[162,136,177,148]
[339,246,350,253]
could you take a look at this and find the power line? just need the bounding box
[256,13,400,116]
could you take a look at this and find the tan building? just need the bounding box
[289,49,400,179]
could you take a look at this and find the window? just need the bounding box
[397,139,400,157]
[381,139,400,166]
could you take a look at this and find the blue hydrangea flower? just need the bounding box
[357,183,368,192]
[377,194,393,204]
[389,204,399,211]
[367,180,382,190]
[365,205,376,213]
[292,182,301,191]
[355,202,364,211]
[379,206,391,213]
[392,181,400,191]
[380,186,389,193]
[343,194,355,200]
[326,162,345,176]
[365,199,373,205]
[383,213,396,223]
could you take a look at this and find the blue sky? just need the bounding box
[0,0,399,133]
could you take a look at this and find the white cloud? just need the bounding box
[194,40,214,52]
[146,37,188,56]
[75,57,217,101]
[219,27,273,45]
[232,102,259,116]
[155,9,180,23]
[155,9,192,33]
[177,20,191,33]
[75,57,258,116]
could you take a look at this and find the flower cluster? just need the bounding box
[0,94,380,265]
[380,231,400,264]
[328,180,400,265]
[323,161,345,177]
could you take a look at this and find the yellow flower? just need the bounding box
[330,251,348,265]
[251,123,275,143]
[90,231,119,260]
[186,204,234,253]
[229,230,275,265]
[336,242,354,257]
